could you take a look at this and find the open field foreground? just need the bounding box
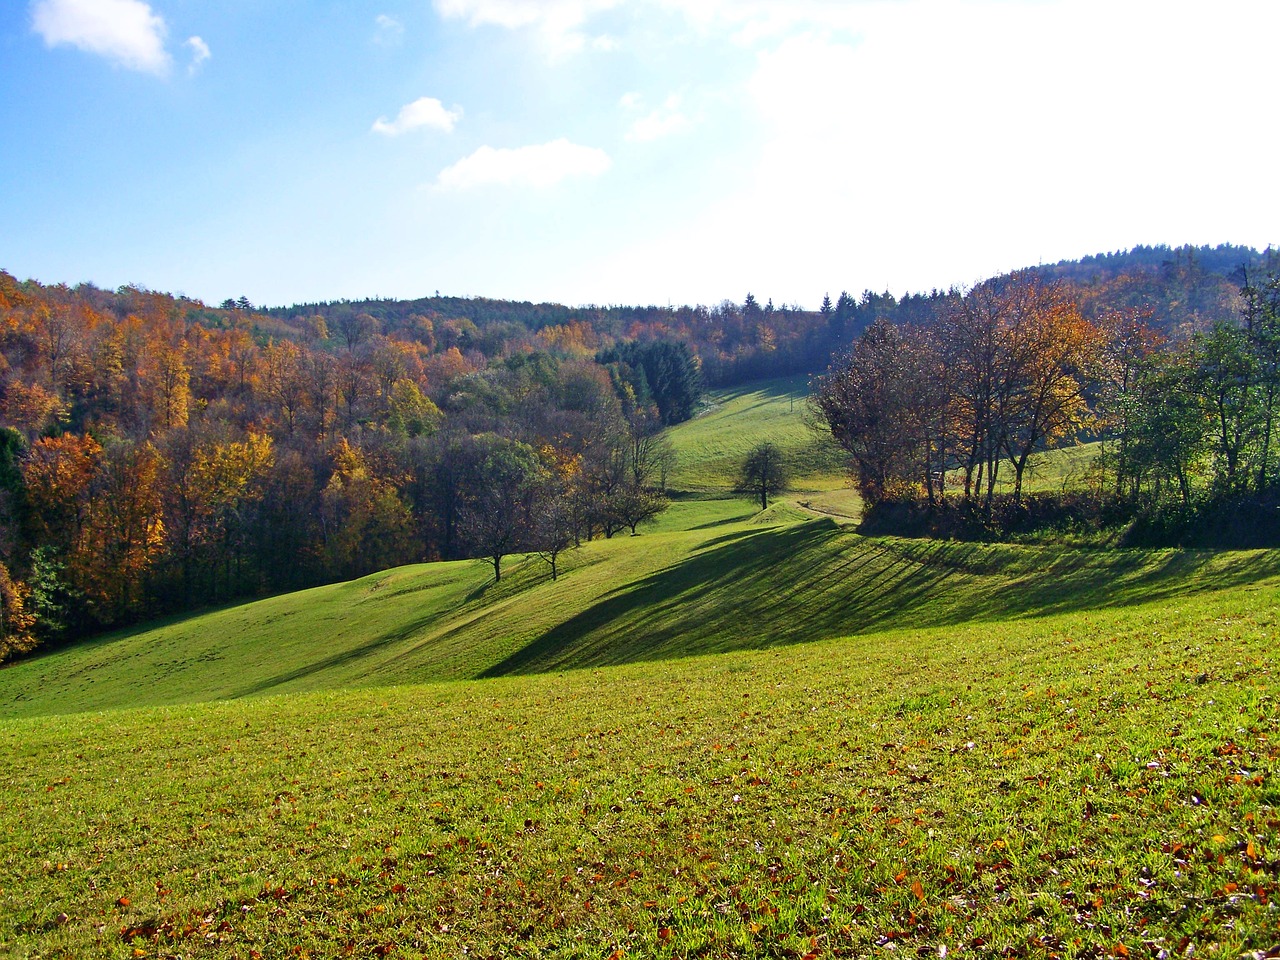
[1,574,1276,958]
[0,384,1274,959]
[0,493,1278,957]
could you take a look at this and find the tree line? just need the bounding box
[0,274,691,660]
[274,244,1275,391]
[810,268,1280,539]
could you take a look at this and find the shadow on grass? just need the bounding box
[231,557,562,697]
[0,584,353,676]
[687,512,756,531]
[879,538,1280,623]
[694,528,763,550]
[482,527,1280,678]
[706,376,810,408]
[228,612,443,699]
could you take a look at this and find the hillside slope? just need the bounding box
[665,376,847,494]
[2,491,1276,719]
[1,567,1276,957]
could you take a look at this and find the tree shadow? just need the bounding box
[709,375,811,407]
[480,522,841,676]
[693,528,762,550]
[226,599,468,699]
[481,526,1280,678]
[687,512,755,531]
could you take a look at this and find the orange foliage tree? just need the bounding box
[77,441,166,620]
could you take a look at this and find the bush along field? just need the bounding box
[1,498,1278,957]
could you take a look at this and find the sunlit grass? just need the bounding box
[3,498,1275,720]
[2,576,1276,957]
[2,380,1276,957]
[989,441,1103,495]
[667,376,847,494]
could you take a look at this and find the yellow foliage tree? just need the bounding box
[321,440,414,579]
[77,441,166,619]
[22,433,102,549]
[385,378,442,436]
[0,561,37,662]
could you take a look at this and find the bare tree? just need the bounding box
[530,479,577,580]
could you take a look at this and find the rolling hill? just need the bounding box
[1,525,1275,956]
[1,379,1277,957]
[1,487,1275,720]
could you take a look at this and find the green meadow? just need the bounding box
[666,377,849,494]
[1,380,1277,957]
[5,502,1273,720]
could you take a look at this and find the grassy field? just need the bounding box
[1005,441,1102,495]
[2,379,1277,957]
[1,572,1276,957]
[666,377,850,494]
[665,375,1102,510]
[2,497,1275,720]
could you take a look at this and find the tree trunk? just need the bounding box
[1259,383,1276,493]
[1012,452,1030,506]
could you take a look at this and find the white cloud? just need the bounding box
[435,139,611,190]
[184,35,210,74]
[374,13,404,43]
[372,97,462,136]
[433,0,620,57]
[434,0,874,55]
[649,0,878,40]
[625,94,690,142]
[31,0,172,74]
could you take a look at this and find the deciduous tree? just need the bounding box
[457,435,546,582]
[0,560,36,662]
[738,441,789,511]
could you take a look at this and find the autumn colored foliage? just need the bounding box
[0,275,694,656]
[812,266,1280,546]
[812,273,1100,508]
[0,243,1273,654]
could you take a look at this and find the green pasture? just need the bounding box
[2,493,1274,720]
[987,442,1104,496]
[2,569,1276,957]
[2,378,1277,957]
[665,376,1102,517]
[667,377,849,493]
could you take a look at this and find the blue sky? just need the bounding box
[2,0,1277,309]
